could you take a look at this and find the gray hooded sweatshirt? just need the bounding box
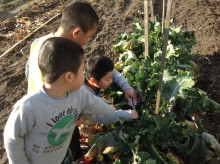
[4,85,114,164]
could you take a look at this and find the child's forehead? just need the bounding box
[88,23,98,34]
[102,70,114,78]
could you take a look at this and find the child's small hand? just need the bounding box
[131,110,139,119]
[76,117,87,127]
[112,104,117,111]
[124,88,138,100]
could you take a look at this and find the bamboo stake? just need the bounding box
[0,13,61,60]
[144,0,149,59]
[155,0,173,114]
[150,0,155,23]
[162,0,166,34]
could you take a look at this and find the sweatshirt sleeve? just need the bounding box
[81,86,114,116]
[112,70,132,91]
[4,102,34,164]
[83,109,132,124]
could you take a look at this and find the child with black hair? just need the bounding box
[80,55,139,130]
[25,0,137,161]
[25,1,99,161]
[26,0,99,93]
[4,37,115,164]
[26,0,137,99]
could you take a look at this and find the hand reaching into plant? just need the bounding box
[131,110,139,119]
[112,104,117,111]
[124,88,138,100]
[76,117,87,127]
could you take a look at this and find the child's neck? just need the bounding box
[54,27,70,39]
[85,80,100,93]
[43,82,68,98]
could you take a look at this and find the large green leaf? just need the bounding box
[101,18,220,163]
[202,132,220,157]
[163,71,194,104]
[85,130,119,161]
[176,88,220,113]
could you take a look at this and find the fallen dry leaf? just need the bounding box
[103,146,116,154]
[19,30,26,33]
[14,33,23,40]
[20,19,26,24]
[32,2,41,9]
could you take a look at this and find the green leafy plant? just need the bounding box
[86,17,220,163]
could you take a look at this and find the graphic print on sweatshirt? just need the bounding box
[35,106,79,154]
[48,114,73,145]
[47,106,79,145]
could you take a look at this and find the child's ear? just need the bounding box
[90,78,97,85]
[72,27,81,38]
[64,72,74,83]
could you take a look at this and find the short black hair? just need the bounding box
[61,0,98,33]
[85,55,114,81]
[38,37,84,83]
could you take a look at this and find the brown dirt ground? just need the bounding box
[0,0,220,163]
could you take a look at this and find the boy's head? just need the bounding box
[60,0,98,46]
[85,55,114,90]
[38,37,85,89]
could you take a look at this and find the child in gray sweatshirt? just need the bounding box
[80,55,138,130]
[4,38,115,164]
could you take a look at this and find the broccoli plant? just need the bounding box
[85,17,220,164]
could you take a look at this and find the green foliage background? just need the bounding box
[87,17,220,164]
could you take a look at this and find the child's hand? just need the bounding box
[124,88,138,100]
[131,110,139,119]
[112,104,117,111]
[76,117,87,127]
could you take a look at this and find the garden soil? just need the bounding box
[0,0,219,163]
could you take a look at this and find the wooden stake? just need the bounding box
[144,0,149,59]
[155,0,173,114]
[162,0,166,34]
[0,13,61,60]
[150,0,155,23]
